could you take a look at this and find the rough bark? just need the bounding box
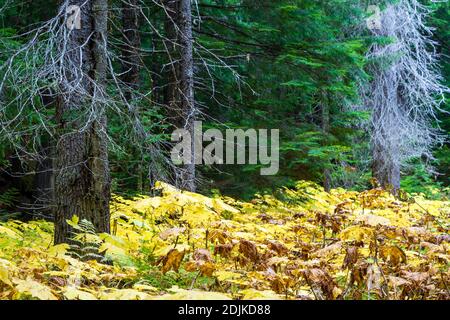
[164,0,196,191]
[372,152,401,192]
[121,0,146,192]
[32,89,57,214]
[372,109,401,192]
[54,0,110,244]
[369,62,402,193]
[33,137,54,212]
[178,0,196,192]
[164,0,180,113]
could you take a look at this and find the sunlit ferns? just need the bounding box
[69,219,106,262]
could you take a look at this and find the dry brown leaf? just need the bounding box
[214,244,233,258]
[159,249,185,274]
[239,240,259,261]
[303,268,337,299]
[267,241,288,256]
[342,246,359,270]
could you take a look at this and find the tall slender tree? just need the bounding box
[178,0,196,191]
[164,0,196,191]
[54,0,111,244]
[120,0,145,192]
[321,92,331,192]
[121,0,141,102]
[362,0,446,192]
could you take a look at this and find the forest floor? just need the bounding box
[0,181,449,300]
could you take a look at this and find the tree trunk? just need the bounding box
[54,0,110,244]
[121,0,146,192]
[33,90,57,215]
[371,109,401,193]
[372,144,401,193]
[164,0,196,192]
[321,94,331,192]
[164,0,180,113]
[364,1,443,195]
[121,0,141,101]
[178,0,196,192]
[33,137,54,213]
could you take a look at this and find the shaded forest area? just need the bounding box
[0,0,449,300]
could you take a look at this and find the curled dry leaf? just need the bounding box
[239,240,259,261]
[302,268,338,300]
[342,246,359,270]
[158,249,185,274]
[349,262,368,286]
[267,240,289,256]
[214,244,234,258]
[270,276,285,294]
[199,262,215,277]
[207,229,229,244]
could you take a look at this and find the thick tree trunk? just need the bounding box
[372,145,401,192]
[54,0,110,244]
[371,110,401,193]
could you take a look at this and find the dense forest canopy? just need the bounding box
[0,0,448,201]
[0,0,448,301]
